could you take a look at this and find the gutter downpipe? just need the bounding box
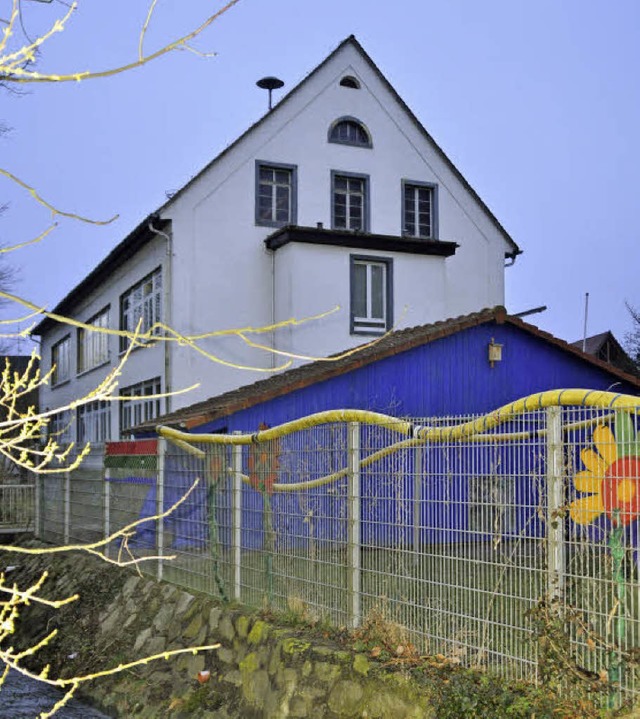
[271,248,276,369]
[148,217,173,414]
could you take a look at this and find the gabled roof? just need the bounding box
[32,36,521,338]
[572,330,619,356]
[139,306,640,433]
[161,35,520,257]
[570,331,637,376]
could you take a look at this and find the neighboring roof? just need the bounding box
[140,306,640,433]
[572,331,618,356]
[570,331,637,376]
[32,217,171,336]
[33,36,521,339]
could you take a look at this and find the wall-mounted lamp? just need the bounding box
[488,338,503,368]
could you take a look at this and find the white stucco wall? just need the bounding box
[38,39,515,437]
[39,235,168,441]
[272,243,448,359]
[162,40,511,403]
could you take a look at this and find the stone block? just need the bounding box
[353,654,369,676]
[248,619,270,645]
[315,661,341,683]
[133,627,152,653]
[208,606,222,630]
[175,591,195,617]
[216,647,235,665]
[182,612,204,640]
[152,603,175,632]
[328,680,364,716]
[235,614,250,639]
[242,668,270,708]
[222,669,243,686]
[218,614,235,642]
[144,635,167,656]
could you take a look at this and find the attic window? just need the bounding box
[340,75,360,89]
[328,117,372,148]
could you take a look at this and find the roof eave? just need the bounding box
[140,307,640,433]
[31,216,171,337]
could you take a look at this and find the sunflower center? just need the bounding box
[601,457,640,525]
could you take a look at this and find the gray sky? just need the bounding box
[1,0,639,353]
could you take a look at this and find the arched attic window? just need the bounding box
[328,117,372,148]
[340,75,360,89]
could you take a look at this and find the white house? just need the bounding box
[33,35,521,444]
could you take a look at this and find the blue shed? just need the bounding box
[142,306,640,435]
[131,307,640,554]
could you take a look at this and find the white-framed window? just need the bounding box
[255,162,297,227]
[332,172,369,231]
[120,377,162,436]
[350,255,393,335]
[402,181,438,239]
[48,409,74,446]
[120,268,162,351]
[77,306,110,374]
[51,335,71,386]
[77,400,111,445]
[328,117,371,147]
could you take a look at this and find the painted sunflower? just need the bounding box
[570,416,640,527]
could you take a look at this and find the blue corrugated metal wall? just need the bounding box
[195,322,638,434]
[147,321,637,553]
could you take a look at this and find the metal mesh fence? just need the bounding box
[38,452,105,545]
[0,483,34,533]
[37,398,640,703]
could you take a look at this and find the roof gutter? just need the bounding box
[504,250,519,268]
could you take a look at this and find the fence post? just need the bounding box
[232,437,243,603]
[546,406,565,598]
[157,438,166,582]
[33,473,40,539]
[103,466,111,559]
[413,444,423,554]
[63,470,70,544]
[347,421,361,629]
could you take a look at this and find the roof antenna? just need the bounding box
[582,291,589,352]
[256,76,284,110]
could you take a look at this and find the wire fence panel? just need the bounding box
[38,392,640,705]
[68,453,105,544]
[0,483,34,533]
[39,474,66,544]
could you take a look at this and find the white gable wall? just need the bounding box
[36,38,516,440]
[163,41,511,403]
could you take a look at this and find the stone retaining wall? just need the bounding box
[90,574,432,718]
[3,547,432,718]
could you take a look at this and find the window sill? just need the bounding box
[256,219,294,229]
[118,339,161,357]
[328,139,372,149]
[76,359,112,379]
[402,233,438,242]
[51,379,71,390]
[351,328,388,337]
